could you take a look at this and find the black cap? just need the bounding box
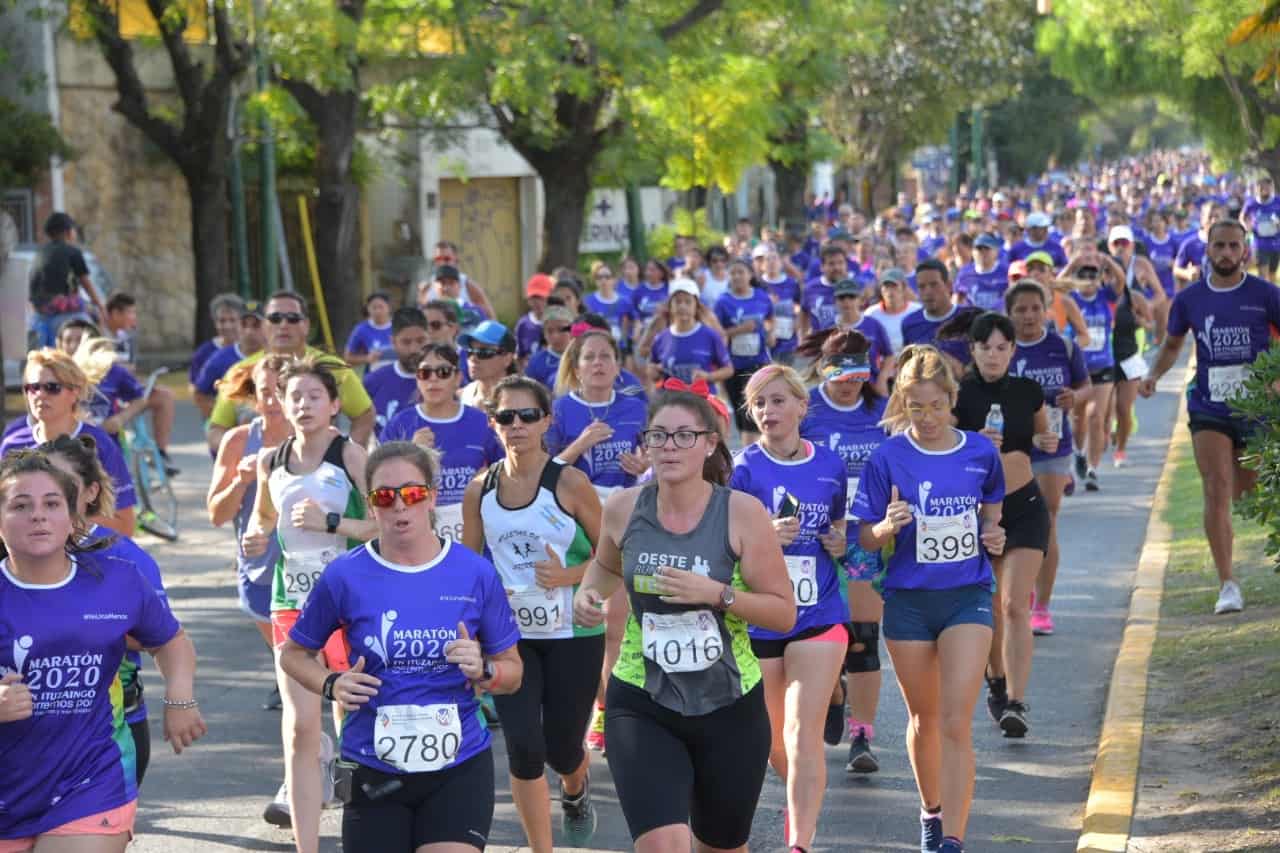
[241,299,265,319]
[434,265,460,281]
[833,278,861,297]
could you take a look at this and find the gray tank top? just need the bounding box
[235,418,280,586]
[617,483,760,716]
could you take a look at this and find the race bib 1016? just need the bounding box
[642,610,723,673]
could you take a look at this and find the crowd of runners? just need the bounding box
[2,147,1279,853]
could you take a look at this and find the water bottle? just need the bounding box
[984,403,1004,434]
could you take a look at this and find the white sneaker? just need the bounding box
[263,781,290,827]
[1214,580,1244,615]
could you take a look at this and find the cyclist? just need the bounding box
[26,212,107,347]
[572,386,794,853]
[278,441,523,853]
[361,307,431,434]
[461,376,604,852]
[189,293,244,399]
[715,259,774,445]
[193,299,267,419]
[457,321,518,408]
[0,450,204,850]
[343,292,395,372]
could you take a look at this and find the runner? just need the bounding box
[0,450,204,850]
[797,329,889,773]
[865,268,921,353]
[1140,208,1178,333]
[647,280,732,392]
[242,357,377,852]
[381,344,503,545]
[515,274,553,364]
[2,349,137,536]
[189,293,244,401]
[1173,202,1225,288]
[715,259,774,445]
[901,260,960,348]
[1139,219,1280,614]
[730,365,849,851]
[630,260,671,359]
[833,278,894,395]
[461,376,604,852]
[1241,174,1280,278]
[853,344,1006,853]
[585,262,636,360]
[954,234,1008,312]
[58,326,147,437]
[457,321,518,408]
[799,245,846,337]
[343,292,395,371]
[1062,253,1122,491]
[524,306,575,391]
[547,328,649,754]
[361,307,431,434]
[1006,282,1090,637]
[953,313,1056,737]
[1103,229,1156,467]
[571,386,794,853]
[193,299,267,419]
[1020,252,1090,344]
[278,440,523,853]
[760,245,802,363]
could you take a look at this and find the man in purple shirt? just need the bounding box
[1241,174,1280,278]
[955,233,1009,312]
[1008,212,1068,268]
[1174,202,1226,290]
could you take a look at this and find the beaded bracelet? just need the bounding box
[163,698,199,709]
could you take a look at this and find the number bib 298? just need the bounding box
[916,510,979,564]
[1207,364,1248,403]
[509,587,566,637]
[784,555,819,606]
[284,551,332,606]
[433,502,465,544]
[375,703,462,772]
[642,610,723,673]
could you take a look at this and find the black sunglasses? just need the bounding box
[468,348,503,360]
[267,312,305,325]
[493,407,544,426]
[23,381,69,395]
[417,365,457,380]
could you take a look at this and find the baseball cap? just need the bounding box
[880,267,908,285]
[751,243,771,259]
[542,306,575,326]
[434,264,461,281]
[458,320,515,352]
[667,278,701,301]
[525,273,554,298]
[1025,250,1055,268]
[1108,225,1135,244]
[992,191,1008,202]
[44,212,76,237]
[974,233,1003,251]
[1007,260,1028,282]
[833,278,861,298]
[240,299,265,320]
[1026,212,1052,228]
[820,353,872,384]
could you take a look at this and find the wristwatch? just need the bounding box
[715,583,736,612]
[325,512,341,534]
[482,660,496,682]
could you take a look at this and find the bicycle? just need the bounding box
[121,367,179,541]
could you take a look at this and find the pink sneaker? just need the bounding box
[1031,607,1055,636]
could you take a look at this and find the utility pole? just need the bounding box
[970,105,985,190]
[252,0,278,295]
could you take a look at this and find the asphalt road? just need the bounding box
[125,364,1186,852]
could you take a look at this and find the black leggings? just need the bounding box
[342,750,495,852]
[491,635,604,780]
[130,718,150,786]
[604,678,771,849]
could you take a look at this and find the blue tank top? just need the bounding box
[235,418,281,586]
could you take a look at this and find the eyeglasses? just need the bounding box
[23,382,69,395]
[366,483,433,509]
[493,407,544,426]
[640,428,714,449]
[546,325,572,335]
[425,320,451,331]
[267,312,305,325]
[417,365,457,381]
[468,348,503,360]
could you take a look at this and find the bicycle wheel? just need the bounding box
[133,449,179,542]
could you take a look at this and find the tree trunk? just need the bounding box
[770,156,809,235]
[186,169,231,344]
[533,159,592,273]
[308,89,362,349]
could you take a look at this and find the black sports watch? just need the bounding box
[325,512,341,534]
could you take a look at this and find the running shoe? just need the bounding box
[846,730,879,773]
[561,775,597,846]
[920,811,943,852]
[1113,450,1128,468]
[1000,701,1030,738]
[938,837,965,853]
[1085,468,1100,491]
[263,685,282,711]
[263,781,290,827]
[985,675,1008,723]
[586,706,606,752]
[824,675,847,746]
[1214,580,1244,615]
[1073,451,1087,480]
[1030,606,1055,636]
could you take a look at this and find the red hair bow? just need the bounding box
[570,321,593,338]
[658,377,729,422]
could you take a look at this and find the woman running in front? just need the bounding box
[0,450,205,853]
[730,365,849,852]
[279,441,523,853]
[461,376,604,852]
[243,357,377,853]
[381,344,504,545]
[572,386,795,853]
[953,314,1057,738]
[797,329,890,774]
[852,344,1006,853]
[546,329,649,754]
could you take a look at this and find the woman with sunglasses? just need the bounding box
[242,357,377,853]
[571,387,793,853]
[797,329,890,774]
[1,348,137,536]
[853,345,1005,853]
[953,313,1056,740]
[457,321,518,409]
[729,364,849,853]
[278,441,522,853]
[461,376,604,853]
[381,345,503,545]
[585,261,636,356]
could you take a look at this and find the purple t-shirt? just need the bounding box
[714,288,774,370]
[290,540,519,774]
[524,348,565,390]
[848,315,891,377]
[954,263,1010,312]
[88,364,146,425]
[800,388,889,520]
[188,338,220,384]
[1144,232,1178,298]
[583,293,635,345]
[1243,195,1280,251]
[363,362,419,433]
[380,404,503,507]
[344,320,393,369]
[649,323,731,392]
[801,277,837,332]
[0,419,136,510]
[853,429,1004,591]
[1069,289,1117,372]
[1012,332,1088,460]
[763,275,801,355]
[1166,274,1280,418]
[1007,239,1068,268]
[194,342,248,397]
[0,551,180,837]
[730,442,848,640]
[514,313,543,359]
[545,391,647,494]
[1175,233,1206,276]
[629,283,669,327]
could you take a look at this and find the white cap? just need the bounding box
[1026,212,1051,228]
[668,278,701,300]
[1108,224,1135,244]
[751,243,770,259]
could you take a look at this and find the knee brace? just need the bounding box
[844,621,881,673]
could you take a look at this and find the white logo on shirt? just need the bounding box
[362,610,398,665]
[827,432,842,451]
[12,635,33,674]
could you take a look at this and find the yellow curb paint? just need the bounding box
[1076,390,1189,853]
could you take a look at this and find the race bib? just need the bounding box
[433,502,465,544]
[785,555,819,607]
[731,332,761,358]
[915,510,980,564]
[642,610,723,673]
[283,550,334,606]
[773,312,794,341]
[845,476,860,521]
[1119,352,1148,380]
[1207,363,1248,403]
[1083,324,1107,352]
[374,703,462,772]
[1258,216,1279,238]
[509,587,567,637]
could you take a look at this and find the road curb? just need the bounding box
[1076,387,1189,853]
